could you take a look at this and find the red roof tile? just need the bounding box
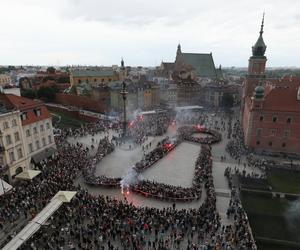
[0,94,51,125]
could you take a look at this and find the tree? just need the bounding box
[21,89,37,99]
[46,67,56,74]
[37,86,59,101]
[221,93,234,109]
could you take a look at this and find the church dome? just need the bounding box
[254,85,264,99]
[252,35,267,57]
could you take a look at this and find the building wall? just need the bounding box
[144,89,152,109]
[23,117,56,165]
[0,74,12,86]
[0,111,30,181]
[54,93,107,113]
[246,108,300,154]
[70,75,119,86]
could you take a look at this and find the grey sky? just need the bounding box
[1,0,300,67]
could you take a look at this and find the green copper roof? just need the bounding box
[254,85,264,99]
[252,14,267,57]
[252,34,267,57]
[72,69,116,77]
[181,53,217,78]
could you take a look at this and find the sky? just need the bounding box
[1,0,300,67]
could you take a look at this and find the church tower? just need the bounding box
[119,58,126,81]
[244,14,267,98]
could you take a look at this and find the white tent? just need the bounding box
[0,178,12,196]
[15,170,41,180]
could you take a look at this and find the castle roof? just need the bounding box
[180,53,217,78]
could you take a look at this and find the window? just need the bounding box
[46,123,50,129]
[269,141,273,146]
[5,135,12,145]
[35,140,40,150]
[21,113,27,121]
[33,127,38,134]
[28,143,33,153]
[282,143,286,148]
[94,78,97,82]
[272,116,277,122]
[3,121,9,129]
[12,119,17,127]
[259,116,264,122]
[14,132,20,142]
[42,137,46,146]
[283,129,290,138]
[26,129,31,137]
[9,151,15,163]
[40,124,44,132]
[256,141,260,145]
[35,109,41,117]
[256,128,263,137]
[270,129,277,136]
[48,135,52,144]
[17,148,23,159]
[287,117,292,124]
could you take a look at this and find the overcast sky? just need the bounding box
[1,0,300,67]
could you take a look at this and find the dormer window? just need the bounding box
[21,113,27,121]
[34,109,41,117]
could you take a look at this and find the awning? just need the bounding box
[31,147,57,164]
[0,179,12,196]
[16,170,41,180]
[53,191,77,202]
[2,190,77,250]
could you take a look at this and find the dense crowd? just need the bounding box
[0,113,258,250]
[133,145,212,201]
[178,126,222,145]
[225,120,247,160]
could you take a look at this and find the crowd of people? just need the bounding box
[132,145,212,201]
[178,126,222,145]
[225,120,247,160]
[0,112,258,250]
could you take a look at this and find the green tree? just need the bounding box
[37,86,58,101]
[21,89,37,99]
[46,67,56,74]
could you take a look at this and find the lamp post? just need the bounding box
[120,81,128,138]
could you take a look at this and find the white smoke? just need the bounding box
[120,167,141,193]
[285,199,300,232]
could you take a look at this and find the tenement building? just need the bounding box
[0,94,56,170]
[0,108,30,182]
[242,15,300,154]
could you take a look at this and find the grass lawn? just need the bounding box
[241,191,288,216]
[51,111,87,129]
[267,168,300,194]
[241,192,300,244]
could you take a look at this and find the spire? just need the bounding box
[252,13,267,57]
[177,43,181,56]
[260,12,265,35]
[121,57,125,70]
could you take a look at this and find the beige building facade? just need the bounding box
[0,110,30,182]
